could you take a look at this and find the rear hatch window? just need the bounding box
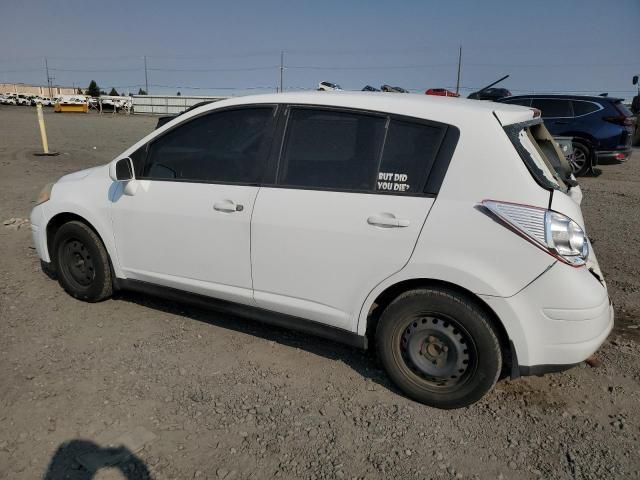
[613,99,634,117]
[504,120,568,193]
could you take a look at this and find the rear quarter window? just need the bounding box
[572,100,600,116]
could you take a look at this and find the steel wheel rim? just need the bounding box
[400,315,476,389]
[61,238,95,287]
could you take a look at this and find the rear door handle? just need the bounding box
[367,214,410,228]
[213,200,243,213]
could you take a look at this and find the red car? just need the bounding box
[425,88,459,97]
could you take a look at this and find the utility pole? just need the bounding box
[45,57,53,98]
[279,51,284,93]
[455,46,462,96]
[144,55,149,94]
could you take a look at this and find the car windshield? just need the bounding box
[504,120,568,193]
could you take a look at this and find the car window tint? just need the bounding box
[278,109,385,190]
[572,100,599,116]
[129,145,147,177]
[531,99,572,118]
[504,98,531,107]
[376,120,445,194]
[142,107,274,183]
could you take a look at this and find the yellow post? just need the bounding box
[36,104,50,154]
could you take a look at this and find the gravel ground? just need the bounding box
[1,105,639,480]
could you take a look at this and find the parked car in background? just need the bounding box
[2,94,17,105]
[31,92,612,409]
[467,87,511,101]
[16,94,31,106]
[381,85,409,93]
[317,81,342,91]
[426,88,459,97]
[362,85,380,92]
[497,94,635,175]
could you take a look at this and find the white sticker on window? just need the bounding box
[377,172,410,192]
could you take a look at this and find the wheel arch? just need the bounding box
[46,212,118,277]
[363,278,514,375]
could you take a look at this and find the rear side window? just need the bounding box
[377,120,445,194]
[142,107,274,183]
[572,100,600,116]
[278,109,386,190]
[531,99,572,118]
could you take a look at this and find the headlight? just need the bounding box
[481,200,588,267]
[36,183,54,205]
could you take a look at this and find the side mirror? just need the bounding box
[633,75,638,86]
[109,157,135,181]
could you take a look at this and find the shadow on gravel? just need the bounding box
[114,290,398,393]
[43,439,151,479]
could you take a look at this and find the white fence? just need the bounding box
[132,95,227,115]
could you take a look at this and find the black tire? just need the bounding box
[53,221,113,302]
[376,288,502,409]
[571,142,592,176]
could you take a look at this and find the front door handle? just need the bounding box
[213,200,243,213]
[367,214,410,228]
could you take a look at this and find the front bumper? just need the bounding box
[30,203,50,262]
[481,258,613,372]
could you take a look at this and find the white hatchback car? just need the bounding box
[31,92,613,408]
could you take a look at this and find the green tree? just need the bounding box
[137,88,147,95]
[177,91,181,96]
[76,87,82,94]
[108,88,119,96]
[86,80,100,97]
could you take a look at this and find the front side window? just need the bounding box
[504,98,532,107]
[376,120,445,194]
[531,99,572,118]
[142,107,275,183]
[278,109,386,190]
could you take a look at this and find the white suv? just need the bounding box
[30,92,613,408]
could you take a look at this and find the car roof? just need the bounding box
[504,93,622,103]
[190,91,535,127]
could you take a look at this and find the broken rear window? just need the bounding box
[504,120,568,193]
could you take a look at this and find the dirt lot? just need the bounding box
[1,105,639,480]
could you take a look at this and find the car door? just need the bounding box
[251,107,449,331]
[111,105,277,305]
[531,98,573,136]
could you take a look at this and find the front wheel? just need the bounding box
[53,221,113,302]
[376,288,502,409]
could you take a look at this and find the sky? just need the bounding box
[1,0,639,100]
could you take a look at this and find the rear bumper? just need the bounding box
[597,148,632,161]
[481,259,613,370]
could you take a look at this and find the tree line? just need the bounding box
[83,80,147,97]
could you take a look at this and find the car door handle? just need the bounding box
[213,200,243,213]
[367,214,410,228]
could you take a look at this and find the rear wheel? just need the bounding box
[571,142,592,176]
[53,221,113,302]
[376,288,502,409]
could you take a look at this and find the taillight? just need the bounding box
[481,200,588,267]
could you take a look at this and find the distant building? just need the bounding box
[0,83,77,96]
